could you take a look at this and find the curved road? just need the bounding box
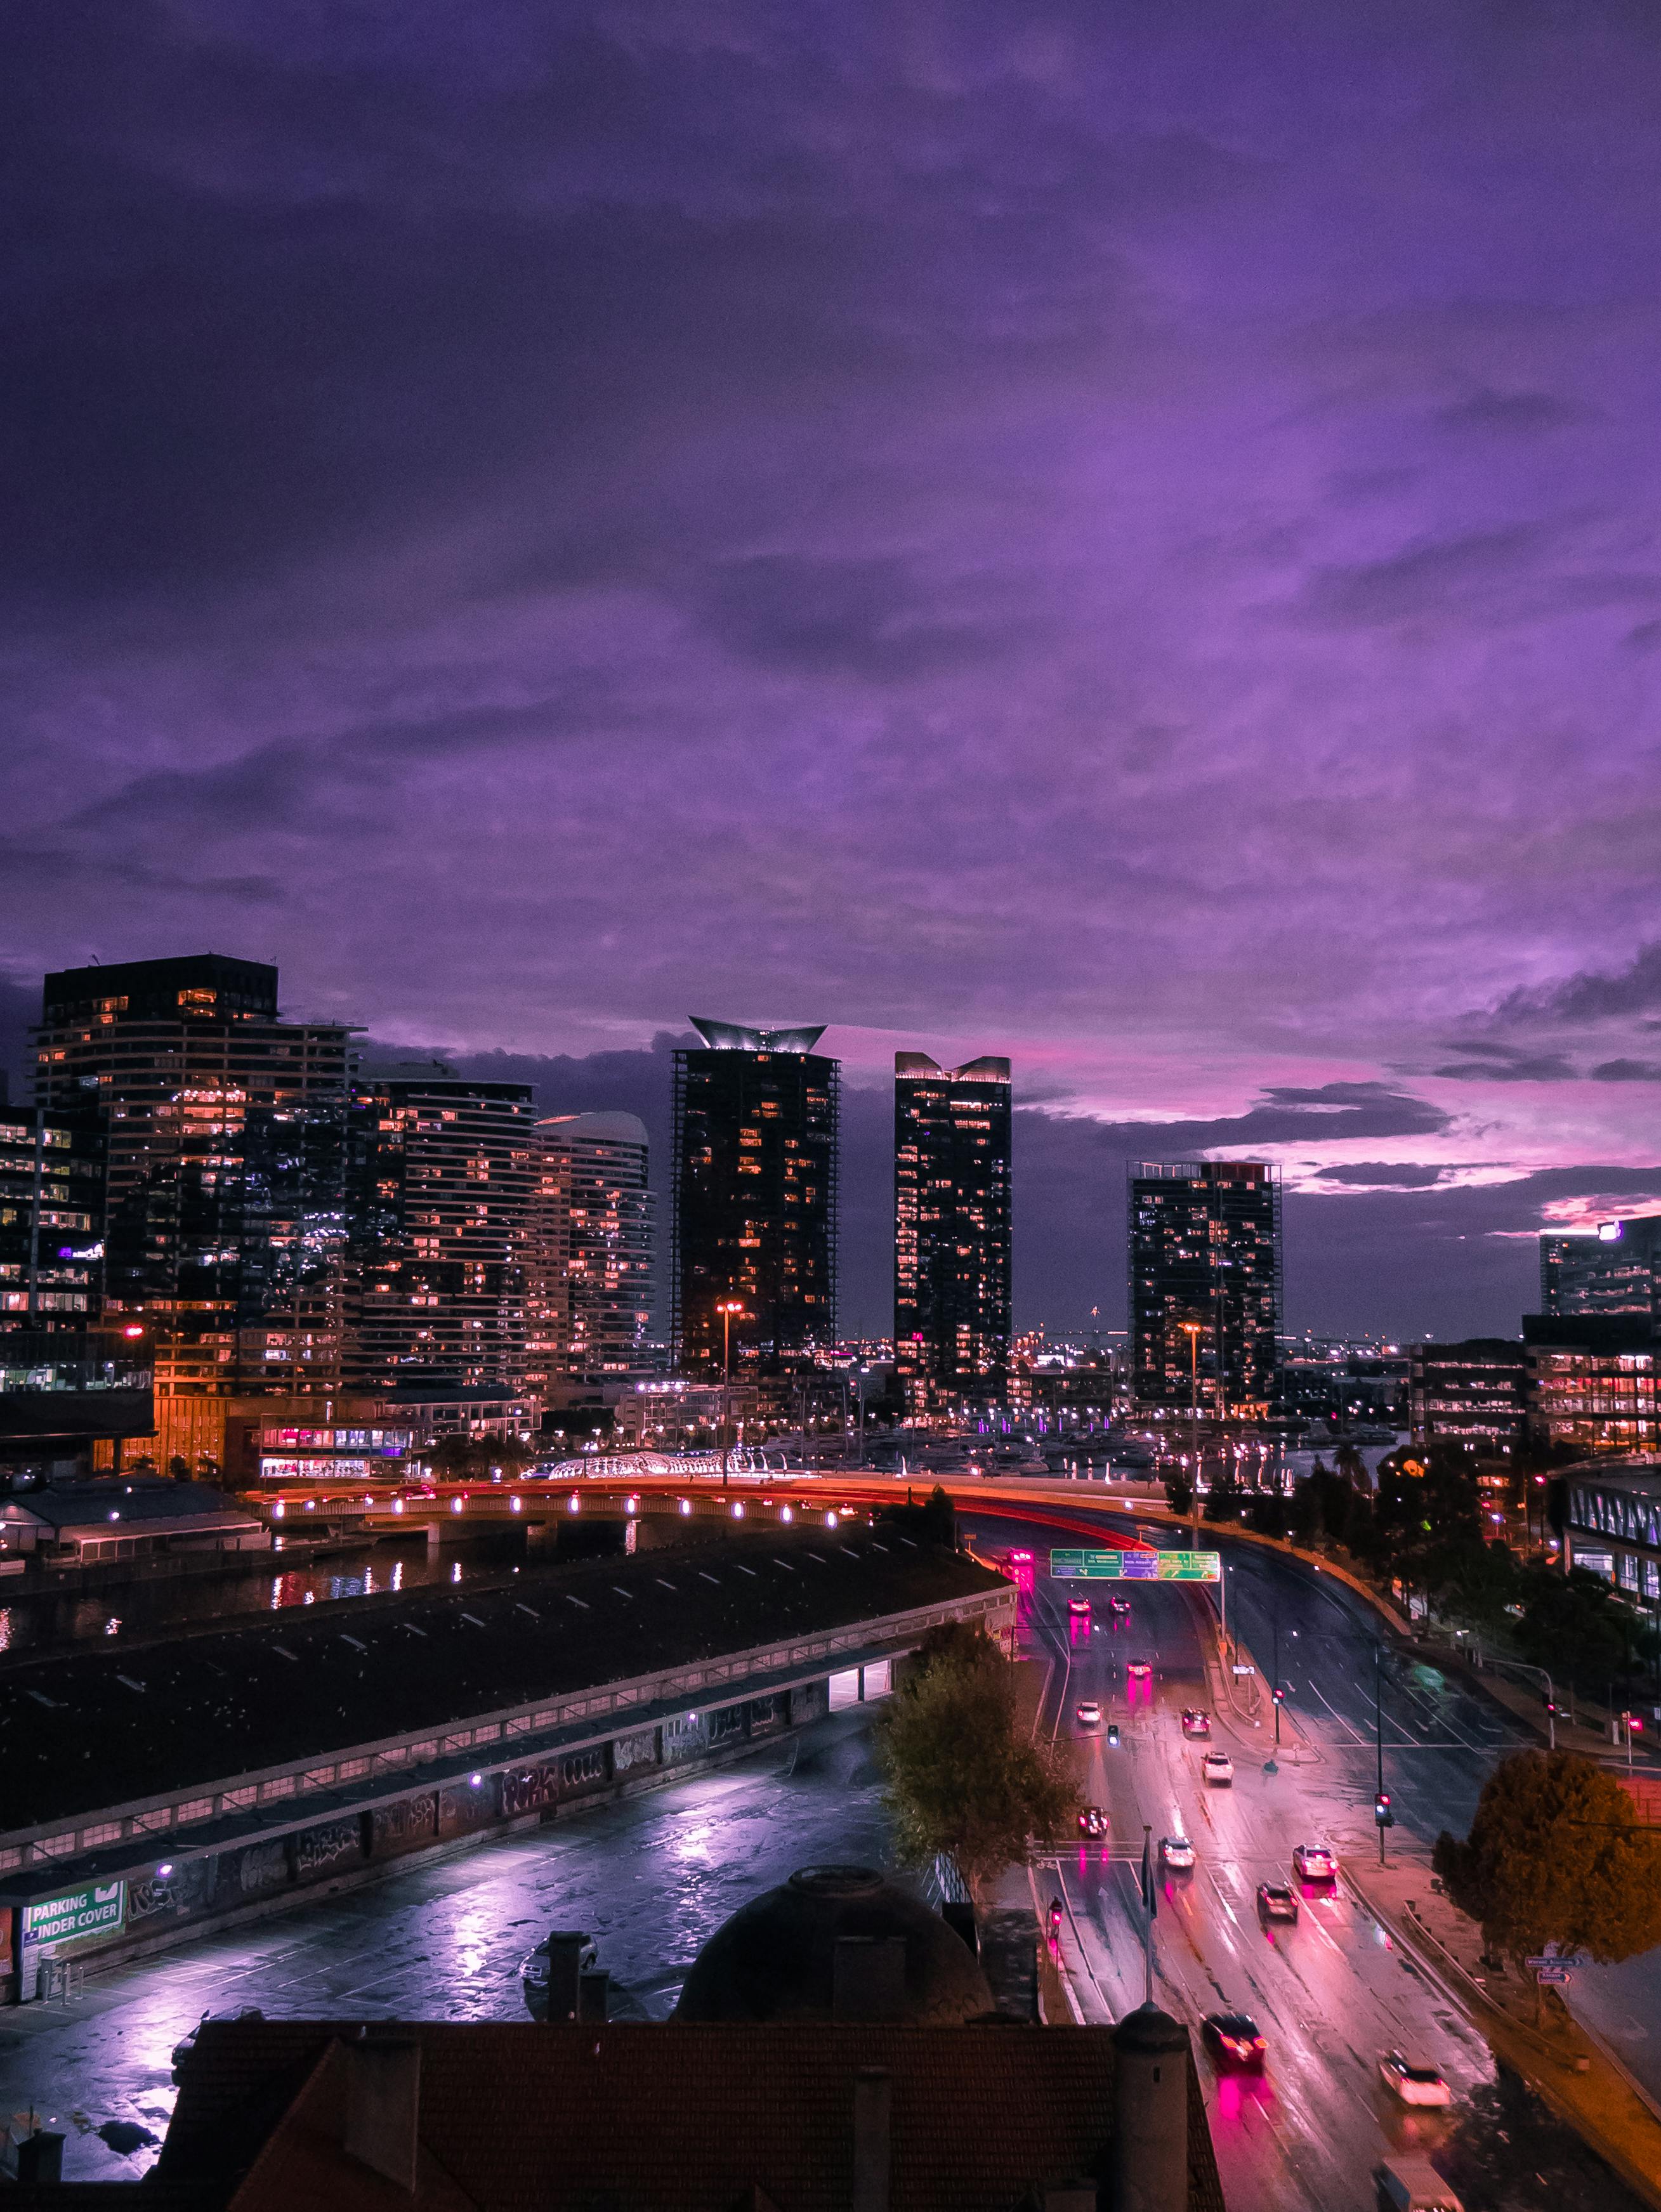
[969,1511,1651,2212]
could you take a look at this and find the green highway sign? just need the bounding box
[1050,1548,1221,1583]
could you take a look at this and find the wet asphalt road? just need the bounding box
[970,1511,1655,2212]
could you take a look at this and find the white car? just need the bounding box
[1161,1835,1195,1870]
[1075,1699,1102,1727]
[1202,1750,1234,1784]
[1378,2052,1452,2108]
[1292,1843,1337,1882]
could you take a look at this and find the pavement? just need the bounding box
[968,1508,1660,2212]
[0,1706,895,2183]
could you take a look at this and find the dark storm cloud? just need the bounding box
[1308,1163,1451,1188]
[1436,388,1584,435]
[6,1,1661,1342]
[1433,1054,1579,1082]
[1591,1058,1661,1082]
[1497,941,1661,1024]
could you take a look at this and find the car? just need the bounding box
[1378,2052,1452,2109]
[1078,1804,1108,1839]
[1127,1657,1152,1678]
[1257,1882,1298,1922]
[1075,1699,1102,1727]
[1202,1750,1234,1784]
[1161,1835,1195,1871]
[1292,1843,1337,1881]
[1202,2012,1266,2071]
[1374,2156,1464,2212]
[1067,1595,1092,1618]
[1181,1707,1211,1736]
[1108,1596,1131,1616]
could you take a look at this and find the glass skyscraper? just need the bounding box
[672,1020,838,1378]
[893,1052,1011,1412]
[1129,1160,1282,1415]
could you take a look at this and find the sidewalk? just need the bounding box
[1345,1841,1661,2212]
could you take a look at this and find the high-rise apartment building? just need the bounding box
[1129,1160,1281,1415]
[673,1019,838,1378]
[346,1066,536,1392]
[1,1101,107,1333]
[893,1052,1011,1411]
[32,956,354,1441]
[525,1113,654,1404]
[1540,1217,1661,1325]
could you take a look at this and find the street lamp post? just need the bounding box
[716,1299,745,1486]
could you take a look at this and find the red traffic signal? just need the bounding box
[1374,1791,1394,1827]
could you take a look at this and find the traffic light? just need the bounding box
[1272,1686,1285,1705]
[1374,1791,1394,1827]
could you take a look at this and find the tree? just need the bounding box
[878,1625,1081,1896]
[1289,1476,1323,1549]
[1246,1490,1287,1540]
[1433,1750,1661,2022]
[1515,1565,1645,1695]
[1202,1461,1242,1522]
[880,1484,956,1546]
[1164,1469,1194,1517]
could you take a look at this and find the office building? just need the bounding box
[0,1101,107,1332]
[1129,1160,1281,1415]
[673,1019,838,1378]
[346,1066,537,1396]
[32,955,354,1465]
[1540,1216,1661,1323]
[893,1052,1011,1411]
[0,1326,154,1486]
[1406,1338,1529,1451]
[1522,1312,1661,1456]
[527,1112,654,1407]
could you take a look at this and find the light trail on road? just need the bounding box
[968,1510,1652,2212]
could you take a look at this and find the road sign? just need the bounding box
[1051,1548,1221,1583]
[21,1881,125,1956]
[1533,1963,1573,1984]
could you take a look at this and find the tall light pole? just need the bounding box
[717,1299,744,1486]
[1181,1321,1202,1539]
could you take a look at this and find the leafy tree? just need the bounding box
[1164,1469,1194,1517]
[1245,1490,1287,1540]
[880,1484,957,1546]
[1202,1461,1242,1522]
[1289,1476,1323,1548]
[1418,1536,1521,1632]
[430,1432,478,1479]
[878,1625,1081,1896]
[1434,1750,1661,2022]
[1333,1441,1369,1491]
[1515,1565,1645,1696]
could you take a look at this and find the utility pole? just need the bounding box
[1272,1612,1281,1750]
[1375,1647,1388,1866]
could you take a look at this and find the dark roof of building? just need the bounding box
[152,2020,1225,2212]
[675,1864,996,2024]
[0,1481,258,1533]
[1523,1312,1658,1351]
[0,1529,1001,1828]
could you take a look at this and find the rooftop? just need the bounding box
[147,2019,1225,2212]
[0,1528,1001,1829]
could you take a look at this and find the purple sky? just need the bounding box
[6,2,1661,1340]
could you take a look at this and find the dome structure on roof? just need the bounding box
[673,1865,995,2025]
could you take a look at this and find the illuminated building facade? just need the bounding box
[1407,1337,1529,1450]
[32,956,354,1459]
[1129,1160,1281,1415]
[893,1052,1011,1411]
[0,1102,107,1332]
[672,1019,838,1378]
[346,1066,535,1394]
[526,1112,654,1405]
[1540,1216,1661,1323]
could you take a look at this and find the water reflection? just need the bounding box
[0,1533,528,1655]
